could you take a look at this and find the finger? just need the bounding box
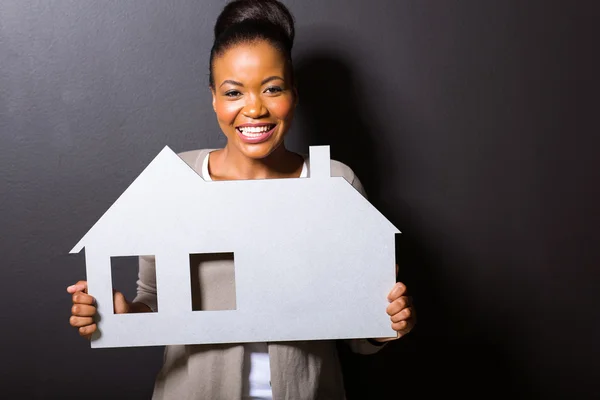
[113,291,129,314]
[79,323,97,339]
[390,306,413,323]
[387,282,407,302]
[70,316,94,327]
[72,291,95,305]
[392,317,415,336]
[67,281,88,294]
[392,320,408,332]
[386,296,410,316]
[71,304,96,317]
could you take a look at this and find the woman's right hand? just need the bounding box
[67,280,131,340]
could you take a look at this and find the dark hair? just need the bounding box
[209,0,295,88]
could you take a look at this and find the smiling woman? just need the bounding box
[66,0,415,399]
[207,0,302,180]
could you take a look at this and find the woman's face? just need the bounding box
[211,40,296,160]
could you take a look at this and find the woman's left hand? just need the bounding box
[374,281,416,343]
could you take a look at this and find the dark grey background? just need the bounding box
[1,0,598,398]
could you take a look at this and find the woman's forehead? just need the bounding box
[213,41,288,84]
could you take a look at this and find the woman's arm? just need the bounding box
[132,255,159,312]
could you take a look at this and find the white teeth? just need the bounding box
[238,125,273,136]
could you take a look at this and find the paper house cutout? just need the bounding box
[70,146,400,348]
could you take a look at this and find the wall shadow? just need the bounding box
[291,51,387,201]
[292,43,532,398]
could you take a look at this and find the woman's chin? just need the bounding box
[237,140,283,160]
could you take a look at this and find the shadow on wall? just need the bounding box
[292,37,532,398]
[292,52,390,202]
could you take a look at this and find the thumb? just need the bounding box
[113,290,130,314]
[67,280,88,294]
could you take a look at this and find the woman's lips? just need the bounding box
[236,124,276,144]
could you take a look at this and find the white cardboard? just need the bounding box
[70,145,400,348]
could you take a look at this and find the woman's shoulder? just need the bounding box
[329,159,359,182]
[330,159,366,197]
[301,153,366,197]
[177,148,217,174]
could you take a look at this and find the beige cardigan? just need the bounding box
[133,149,387,400]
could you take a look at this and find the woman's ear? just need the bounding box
[210,87,217,113]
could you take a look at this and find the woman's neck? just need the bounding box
[208,143,303,181]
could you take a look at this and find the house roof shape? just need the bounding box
[71,145,399,256]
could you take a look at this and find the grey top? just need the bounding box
[133,148,386,400]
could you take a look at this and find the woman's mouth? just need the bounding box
[236,124,276,144]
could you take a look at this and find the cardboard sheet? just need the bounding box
[70,146,400,348]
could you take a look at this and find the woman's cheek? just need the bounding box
[268,97,295,120]
[215,101,242,125]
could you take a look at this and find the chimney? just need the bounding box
[309,146,331,179]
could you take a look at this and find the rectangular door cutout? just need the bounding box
[190,253,236,311]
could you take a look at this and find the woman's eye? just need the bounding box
[265,86,283,94]
[224,90,242,97]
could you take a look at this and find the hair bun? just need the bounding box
[214,0,295,48]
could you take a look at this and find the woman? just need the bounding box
[67,0,416,398]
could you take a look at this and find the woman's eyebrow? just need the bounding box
[219,76,285,88]
[261,76,284,85]
[220,79,243,88]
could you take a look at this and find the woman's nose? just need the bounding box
[243,96,267,119]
